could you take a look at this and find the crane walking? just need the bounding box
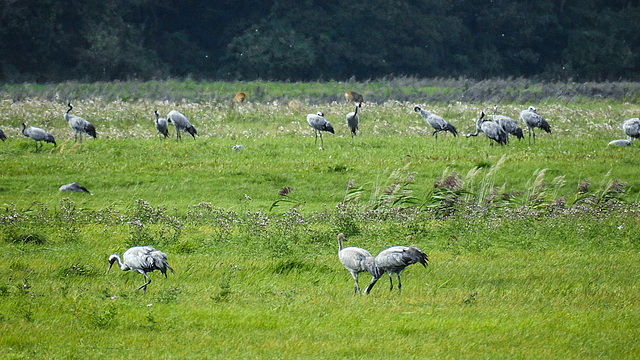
[21,123,56,151]
[307,111,334,148]
[364,245,428,294]
[345,103,360,139]
[519,106,551,144]
[65,103,96,142]
[108,246,174,294]
[337,233,380,294]
[154,110,169,138]
[167,110,197,140]
[414,106,458,140]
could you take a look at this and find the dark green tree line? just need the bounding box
[0,0,638,82]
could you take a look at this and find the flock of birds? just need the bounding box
[106,233,428,295]
[3,91,639,151]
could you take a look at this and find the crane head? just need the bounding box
[413,106,421,112]
[107,254,118,272]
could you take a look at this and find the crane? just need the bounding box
[0,128,6,141]
[65,103,96,142]
[344,91,364,104]
[492,105,524,142]
[108,246,174,294]
[364,245,428,294]
[154,110,169,138]
[413,106,458,140]
[59,181,91,194]
[306,111,334,148]
[466,111,508,146]
[345,103,360,139]
[167,110,197,140]
[622,118,640,140]
[21,123,56,151]
[519,106,551,144]
[337,233,380,294]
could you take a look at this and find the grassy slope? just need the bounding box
[1,82,640,359]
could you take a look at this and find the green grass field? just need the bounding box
[1,80,640,359]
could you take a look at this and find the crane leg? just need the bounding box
[388,274,394,291]
[137,273,151,294]
[320,133,324,147]
[364,276,378,294]
[397,274,402,294]
[352,273,361,294]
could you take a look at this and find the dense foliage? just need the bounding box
[1,0,639,82]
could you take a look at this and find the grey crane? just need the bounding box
[337,233,380,294]
[167,110,197,140]
[108,245,174,294]
[154,110,169,138]
[364,245,428,294]
[519,106,551,144]
[622,118,640,140]
[413,106,458,140]
[608,139,633,147]
[466,111,508,146]
[59,181,91,194]
[345,103,360,139]
[493,105,524,142]
[21,123,56,151]
[0,128,6,141]
[65,103,96,142]
[307,111,334,148]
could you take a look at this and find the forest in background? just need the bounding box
[1,0,639,83]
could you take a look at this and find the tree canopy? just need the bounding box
[1,0,638,82]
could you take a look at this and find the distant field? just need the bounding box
[1,80,640,359]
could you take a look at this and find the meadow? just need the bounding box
[1,79,640,359]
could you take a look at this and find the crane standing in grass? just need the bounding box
[65,103,96,142]
[467,111,508,146]
[108,246,174,294]
[364,245,428,294]
[413,106,458,140]
[492,105,524,142]
[337,233,380,294]
[167,110,197,140]
[306,111,334,148]
[154,110,169,138]
[345,103,360,139]
[21,123,56,151]
[519,106,551,144]
[622,118,640,140]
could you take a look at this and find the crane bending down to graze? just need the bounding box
[65,103,96,142]
[622,118,640,140]
[519,106,551,144]
[337,233,380,294]
[413,106,458,140]
[108,246,174,294]
[346,103,360,139]
[167,110,197,140]
[364,245,428,294]
[467,111,508,146]
[0,128,6,141]
[59,181,91,194]
[21,123,56,151]
[154,110,169,138]
[493,105,524,142]
[307,111,334,148]
[345,91,364,104]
